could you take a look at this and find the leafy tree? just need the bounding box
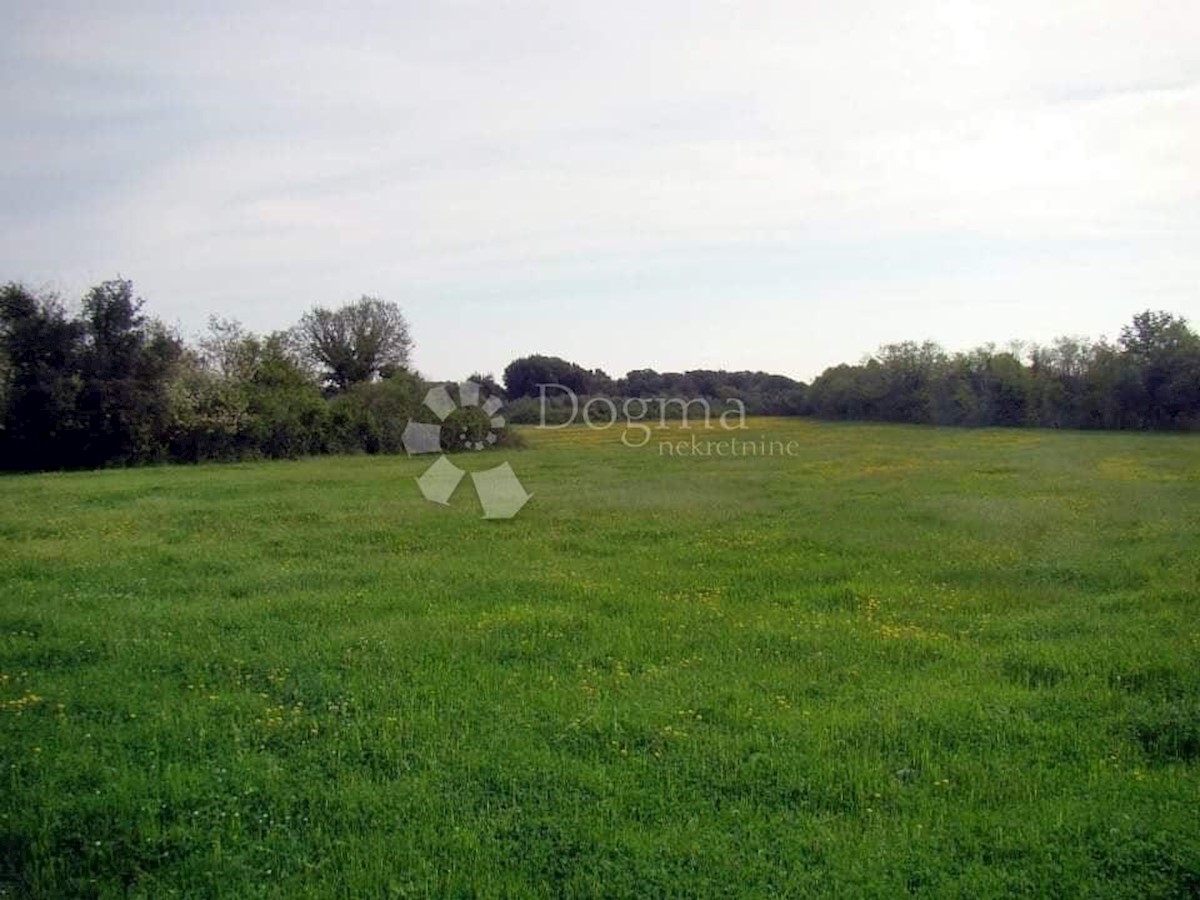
[1083,341,1140,429]
[1027,337,1095,428]
[298,297,413,391]
[873,341,944,423]
[165,348,251,462]
[807,364,868,420]
[0,284,86,469]
[73,280,182,465]
[503,355,592,398]
[1118,311,1200,428]
[199,317,262,382]
[241,334,330,458]
[1119,311,1196,360]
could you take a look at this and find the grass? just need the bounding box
[1,417,1198,897]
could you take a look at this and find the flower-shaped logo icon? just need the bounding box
[401,381,531,519]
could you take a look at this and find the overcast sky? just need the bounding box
[2,1,1197,381]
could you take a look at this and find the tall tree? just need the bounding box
[77,279,182,465]
[0,284,85,469]
[298,297,413,391]
[1118,310,1200,428]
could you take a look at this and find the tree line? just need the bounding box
[804,311,1200,430]
[501,355,807,423]
[0,280,493,471]
[2,278,1197,472]
[500,310,1200,432]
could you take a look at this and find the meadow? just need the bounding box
[1,418,1198,897]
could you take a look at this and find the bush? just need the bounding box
[327,372,422,454]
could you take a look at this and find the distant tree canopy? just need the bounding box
[502,355,603,398]
[501,355,807,420]
[297,296,413,391]
[804,311,1200,430]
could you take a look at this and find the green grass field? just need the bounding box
[2,418,1198,897]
